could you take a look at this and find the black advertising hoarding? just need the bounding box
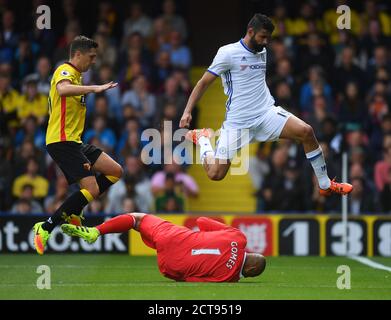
[0,215,128,253]
[373,218,391,256]
[325,218,368,256]
[278,218,320,256]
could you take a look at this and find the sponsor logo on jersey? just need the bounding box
[240,64,264,71]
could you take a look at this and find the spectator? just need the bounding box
[10,199,33,215]
[370,113,391,162]
[149,16,172,53]
[259,145,288,212]
[1,10,19,61]
[13,36,38,87]
[11,183,43,214]
[97,1,117,35]
[44,175,69,214]
[14,115,45,150]
[122,3,153,39]
[0,139,13,211]
[121,196,139,212]
[249,142,271,212]
[118,130,142,164]
[0,71,20,131]
[83,115,117,156]
[151,50,173,93]
[151,157,199,199]
[105,154,153,213]
[160,30,191,69]
[158,0,188,40]
[348,177,378,215]
[155,172,184,213]
[93,32,117,70]
[86,94,119,136]
[85,199,105,215]
[87,65,122,121]
[121,75,156,128]
[374,134,391,192]
[270,4,295,38]
[53,20,80,64]
[116,117,141,158]
[12,157,49,201]
[366,81,390,135]
[337,82,367,127]
[292,2,323,36]
[155,76,187,127]
[305,95,329,139]
[34,56,52,95]
[333,47,365,95]
[300,65,333,115]
[269,58,297,94]
[171,68,192,96]
[297,32,334,78]
[380,167,391,213]
[17,74,48,126]
[366,46,391,90]
[360,4,390,58]
[13,139,45,177]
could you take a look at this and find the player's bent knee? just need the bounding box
[128,212,145,219]
[301,124,315,141]
[297,122,315,141]
[127,213,145,230]
[113,163,124,179]
[117,165,124,178]
[88,186,100,199]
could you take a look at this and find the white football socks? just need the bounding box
[199,136,214,163]
[306,146,331,190]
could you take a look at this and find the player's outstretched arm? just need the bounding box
[180,71,217,128]
[196,217,232,232]
[57,80,118,97]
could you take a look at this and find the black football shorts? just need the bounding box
[46,141,103,184]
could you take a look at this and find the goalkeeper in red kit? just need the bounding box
[61,213,266,282]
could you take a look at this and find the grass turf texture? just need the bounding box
[0,255,390,300]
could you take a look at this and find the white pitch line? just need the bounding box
[349,256,391,272]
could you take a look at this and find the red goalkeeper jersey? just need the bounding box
[140,215,247,282]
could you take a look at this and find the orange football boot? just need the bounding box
[319,178,353,196]
[185,128,213,144]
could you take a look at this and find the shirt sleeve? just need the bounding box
[54,67,75,86]
[196,217,232,232]
[207,47,231,77]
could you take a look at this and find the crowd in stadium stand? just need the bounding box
[0,0,390,215]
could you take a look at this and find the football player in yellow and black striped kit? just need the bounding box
[33,36,123,254]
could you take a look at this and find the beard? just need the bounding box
[249,35,265,52]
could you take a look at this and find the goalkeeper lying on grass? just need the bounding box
[61,213,266,282]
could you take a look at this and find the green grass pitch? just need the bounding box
[0,255,390,300]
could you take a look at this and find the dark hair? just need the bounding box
[165,172,175,181]
[70,35,98,58]
[247,14,274,33]
[21,183,34,191]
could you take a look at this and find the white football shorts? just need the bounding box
[214,106,292,160]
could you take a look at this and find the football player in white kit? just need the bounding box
[180,14,352,196]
